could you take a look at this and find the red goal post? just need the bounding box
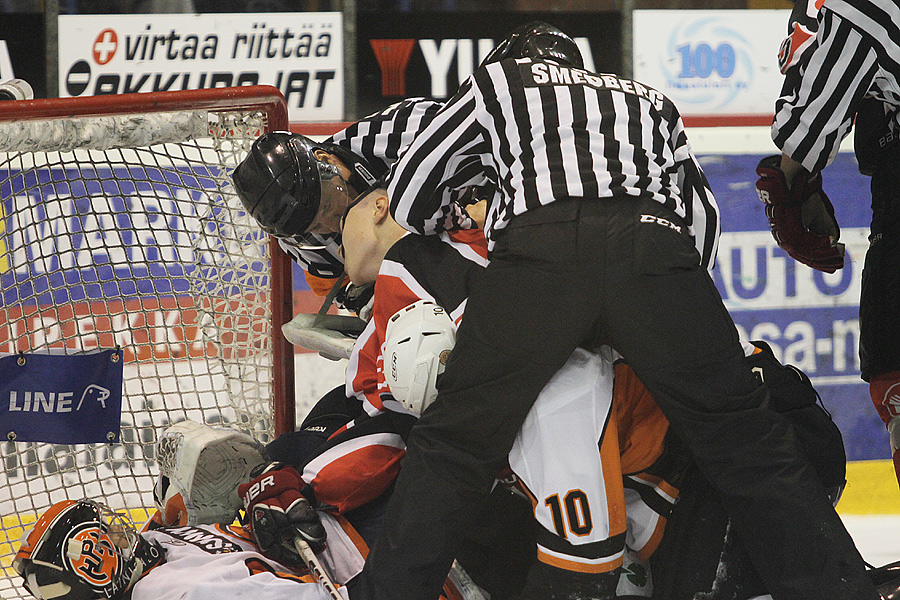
[0,86,296,599]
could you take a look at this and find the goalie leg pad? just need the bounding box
[154,420,267,526]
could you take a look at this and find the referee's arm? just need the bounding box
[388,80,487,236]
[331,98,445,170]
[669,113,720,269]
[773,7,879,174]
[676,151,720,270]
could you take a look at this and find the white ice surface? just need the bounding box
[841,514,900,568]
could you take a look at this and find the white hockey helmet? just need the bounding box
[383,300,457,416]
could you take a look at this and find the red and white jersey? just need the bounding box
[294,228,487,514]
[133,515,366,600]
[345,228,489,416]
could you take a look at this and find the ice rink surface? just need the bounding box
[843,515,900,568]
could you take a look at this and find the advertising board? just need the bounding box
[355,12,620,117]
[634,10,790,117]
[57,13,343,120]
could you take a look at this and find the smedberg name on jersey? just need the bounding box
[523,62,665,111]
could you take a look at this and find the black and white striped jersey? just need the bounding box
[773,0,900,174]
[387,58,721,269]
[286,98,477,280]
[331,98,445,172]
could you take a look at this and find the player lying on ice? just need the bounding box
[240,182,900,600]
[13,362,898,600]
[12,420,477,600]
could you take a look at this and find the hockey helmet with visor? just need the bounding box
[233,132,382,247]
[13,499,164,600]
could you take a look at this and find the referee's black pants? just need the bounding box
[351,196,877,600]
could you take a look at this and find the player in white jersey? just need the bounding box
[11,420,477,600]
[12,497,364,600]
[134,516,366,600]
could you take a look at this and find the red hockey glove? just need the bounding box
[755,155,845,273]
[868,372,900,490]
[238,462,326,565]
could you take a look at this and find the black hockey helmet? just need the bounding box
[13,499,164,600]
[481,21,584,69]
[233,132,382,242]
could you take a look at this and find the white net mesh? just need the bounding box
[0,96,287,599]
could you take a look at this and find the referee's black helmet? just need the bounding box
[233,132,327,242]
[481,21,584,69]
[234,132,381,242]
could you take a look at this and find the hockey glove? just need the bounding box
[755,155,845,273]
[238,462,326,565]
[335,281,375,320]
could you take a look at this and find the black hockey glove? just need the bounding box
[746,341,846,504]
[238,462,326,565]
[335,281,375,320]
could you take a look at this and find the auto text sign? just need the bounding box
[633,10,790,116]
[57,13,343,120]
[701,152,886,460]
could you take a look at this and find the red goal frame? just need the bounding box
[0,85,297,436]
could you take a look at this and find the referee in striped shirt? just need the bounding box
[351,22,878,600]
[761,0,900,494]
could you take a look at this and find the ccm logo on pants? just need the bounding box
[640,214,682,233]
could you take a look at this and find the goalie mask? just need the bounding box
[13,499,164,600]
[384,300,457,416]
[481,21,584,69]
[233,132,381,243]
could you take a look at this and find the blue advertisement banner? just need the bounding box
[0,165,268,307]
[0,348,124,444]
[700,151,885,460]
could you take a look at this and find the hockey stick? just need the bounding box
[317,275,346,316]
[293,536,344,600]
[449,560,488,600]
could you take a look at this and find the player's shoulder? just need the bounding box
[388,229,486,264]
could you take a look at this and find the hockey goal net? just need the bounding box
[0,85,295,598]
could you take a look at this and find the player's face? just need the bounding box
[305,151,355,235]
[340,191,381,285]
